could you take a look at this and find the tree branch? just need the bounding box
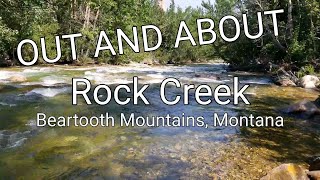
[254,0,288,53]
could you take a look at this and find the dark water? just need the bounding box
[0,63,319,179]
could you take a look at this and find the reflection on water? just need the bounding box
[0,63,319,179]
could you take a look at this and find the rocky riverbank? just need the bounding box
[272,68,320,89]
[281,97,320,120]
[261,95,320,179]
[262,156,320,180]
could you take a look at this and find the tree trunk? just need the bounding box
[93,9,100,29]
[254,0,288,53]
[286,0,293,42]
[83,4,90,29]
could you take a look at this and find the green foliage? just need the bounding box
[0,0,318,71]
[202,0,320,72]
[288,39,307,65]
[0,19,17,60]
[297,64,316,78]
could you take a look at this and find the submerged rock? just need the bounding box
[282,100,320,118]
[9,75,27,82]
[261,164,308,180]
[299,75,320,89]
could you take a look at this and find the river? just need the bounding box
[0,63,319,179]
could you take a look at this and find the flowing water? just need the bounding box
[0,63,319,179]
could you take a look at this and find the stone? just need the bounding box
[272,68,298,87]
[308,156,320,171]
[261,164,309,180]
[282,100,320,118]
[299,75,320,89]
[307,171,320,180]
[276,79,297,87]
[9,75,27,82]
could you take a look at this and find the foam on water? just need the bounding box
[0,130,30,149]
[84,71,96,76]
[25,120,37,127]
[85,71,133,84]
[93,63,226,75]
[142,79,164,84]
[22,67,58,74]
[0,102,17,107]
[26,87,70,97]
[240,78,272,85]
[179,77,228,84]
[22,69,41,73]
[147,74,166,79]
[41,76,67,86]
[84,71,106,83]
[0,71,16,80]
[8,138,27,148]
[65,67,97,71]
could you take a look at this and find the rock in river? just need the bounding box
[282,100,320,118]
[9,75,27,83]
[261,164,309,180]
[276,78,297,87]
[299,75,320,89]
[272,69,297,87]
[307,171,320,180]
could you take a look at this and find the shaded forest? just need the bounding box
[0,0,319,74]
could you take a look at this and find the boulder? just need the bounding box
[276,78,297,87]
[282,100,320,118]
[261,164,309,180]
[9,75,27,83]
[299,75,320,89]
[273,69,298,87]
[308,156,320,171]
[307,171,320,180]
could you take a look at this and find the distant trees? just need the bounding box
[0,0,319,73]
[201,0,320,72]
[0,0,157,65]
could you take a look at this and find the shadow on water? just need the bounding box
[239,93,320,164]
